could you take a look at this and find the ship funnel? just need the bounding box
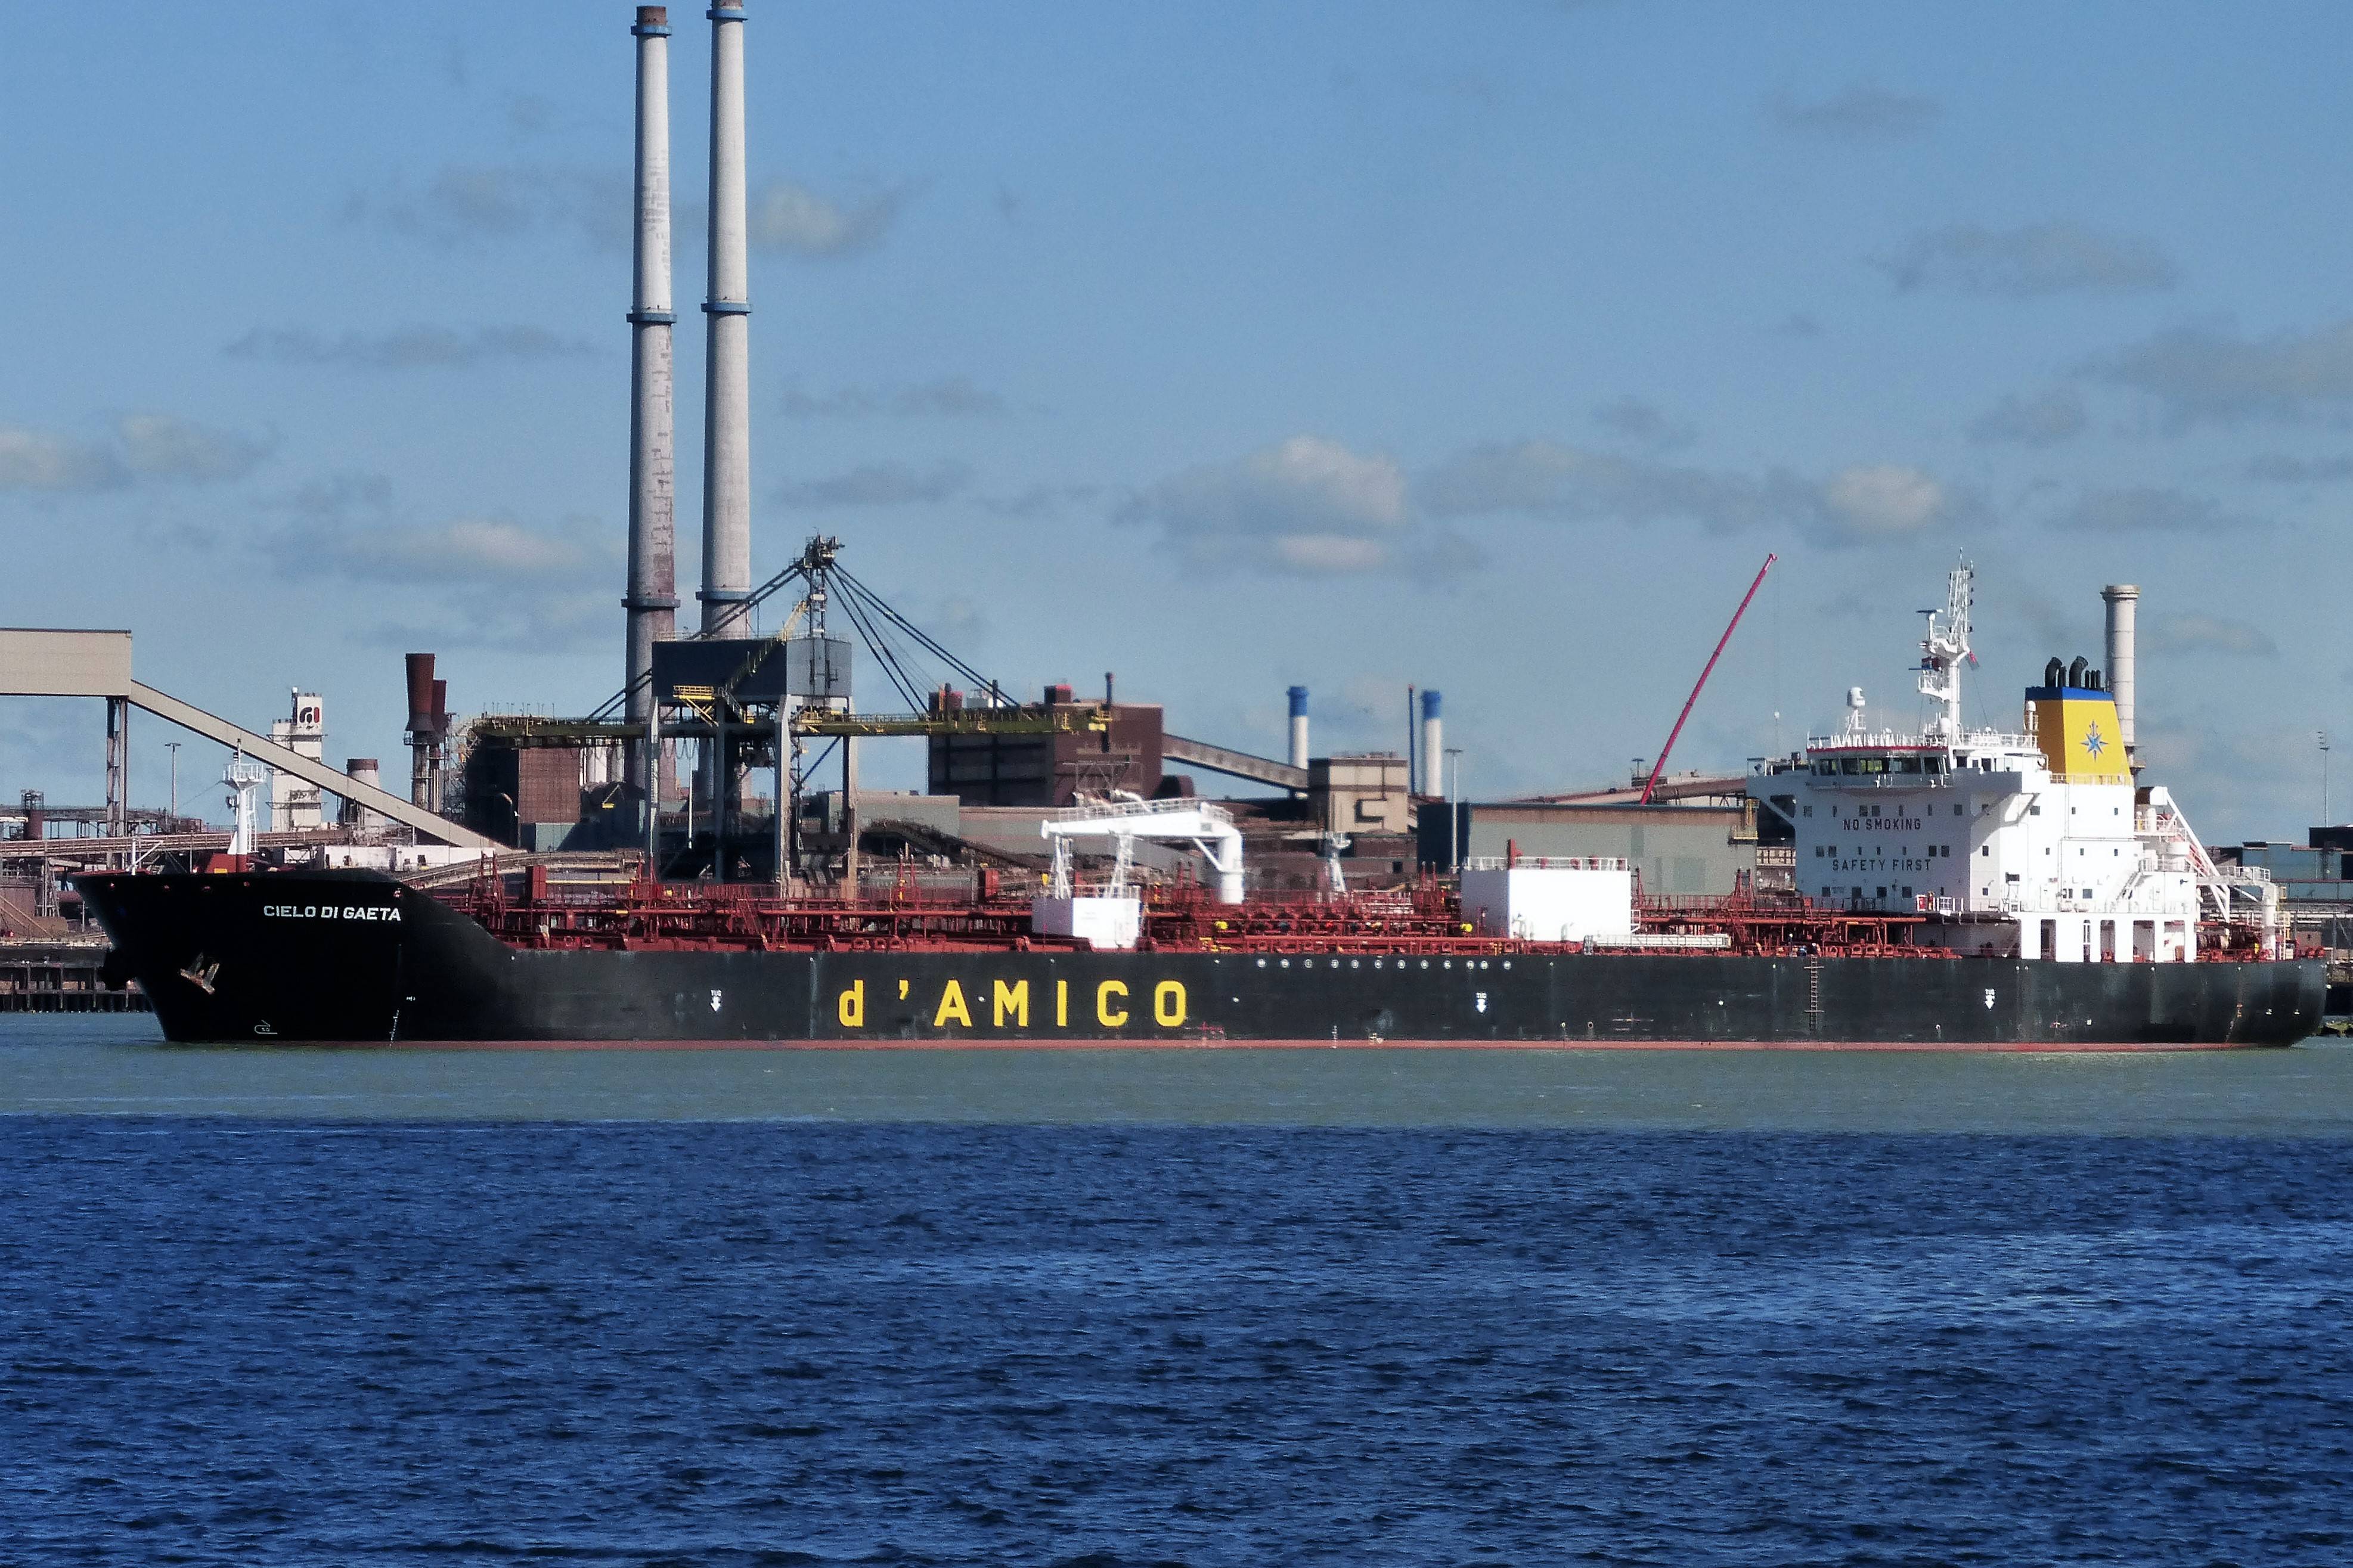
[1286,686,1309,771]
[2102,584,2138,767]
[698,0,753,639]
[625,6,680,806]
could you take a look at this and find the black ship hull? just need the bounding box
[76,872,2323,1049]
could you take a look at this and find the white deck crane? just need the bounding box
[1029,796,1247,951]
[1039,795,1245,903]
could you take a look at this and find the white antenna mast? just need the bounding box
[1917,555,1973,741]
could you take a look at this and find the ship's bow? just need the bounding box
[75,871,411,1044]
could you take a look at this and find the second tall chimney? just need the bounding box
[625,7,679,805]
[1287,686,1309,771]
[699,1,754,638]
[1419,690,1443,796]
[2103,583,2138,769]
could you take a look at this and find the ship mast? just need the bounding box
[1917,557,1973,742]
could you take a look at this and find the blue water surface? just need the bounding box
[5,1114,2352,1566]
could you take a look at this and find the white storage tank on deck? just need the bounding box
[1458,857,1633,943]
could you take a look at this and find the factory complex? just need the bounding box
[0,7,2333,1043]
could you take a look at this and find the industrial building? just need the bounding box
[1419,800,1765,896]
[928,685,1167,808]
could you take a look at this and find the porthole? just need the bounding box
[1350,959,1360,969]
[1280,958,1290,968]
[1419,960,1430,970]
[1256,958,1266,968]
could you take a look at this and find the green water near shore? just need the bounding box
[4,1015,2349,1133]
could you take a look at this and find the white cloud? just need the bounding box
[1120,436,1409,573]
[779,376,1007,418]
[1966,387,2088,447]
[361,589,613,656]
[1591,396,1694,449]
[1819,464,1947,539]
[2244,452,2353,483]
[978,482,1103,520]
[1124,433,1967,577]
[0,427,120,492]
[225,325,593,370]
[2141,613,2277,657]
[116,415,272,483]
[2089,319,2353,430]
[748,181,906,257]
[1416,440,1961,547]
[1270,534,1392,573]
[259,496,619,653]
[776,459,972,509]
[348,165,630,252]
[2056,488,2255,534]
[0,414,271,492]
[303,514,618,586]
[1768,86,1939,141]
[1879,222,2178,297]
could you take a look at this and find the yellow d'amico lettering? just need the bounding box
[934,980,972,1029]
[838,980,865,1028]
[1096,979,1129,1027]
[993,979,1029,1028]
[1056,979,1068,1027]
[1153,980,1186,1027]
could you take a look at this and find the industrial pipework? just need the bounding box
[2103,583,2138,769]
[624,7,680,805]
[698,1,754,639]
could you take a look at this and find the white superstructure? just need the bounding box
[1749,563,2276,962]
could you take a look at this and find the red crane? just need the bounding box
[1638,552,1777,804]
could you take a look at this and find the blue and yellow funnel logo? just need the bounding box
[2028,686,2129,783]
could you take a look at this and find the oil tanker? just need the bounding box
[74,567,2321,1049]
[73,863,2316,1048]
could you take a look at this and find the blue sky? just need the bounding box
[4,2,2349,840]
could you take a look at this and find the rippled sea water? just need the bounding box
[7,1018,2353,1564]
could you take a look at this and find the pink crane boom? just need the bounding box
[1638,552,1777,805]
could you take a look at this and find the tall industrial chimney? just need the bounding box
[1419,690,1443,797]
[1286,686,1309,771]
[404,653,436,808]
[2103,583,2138,768]
[343,759,383,830]
[698,0,753,639]
[624,7,679,805]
